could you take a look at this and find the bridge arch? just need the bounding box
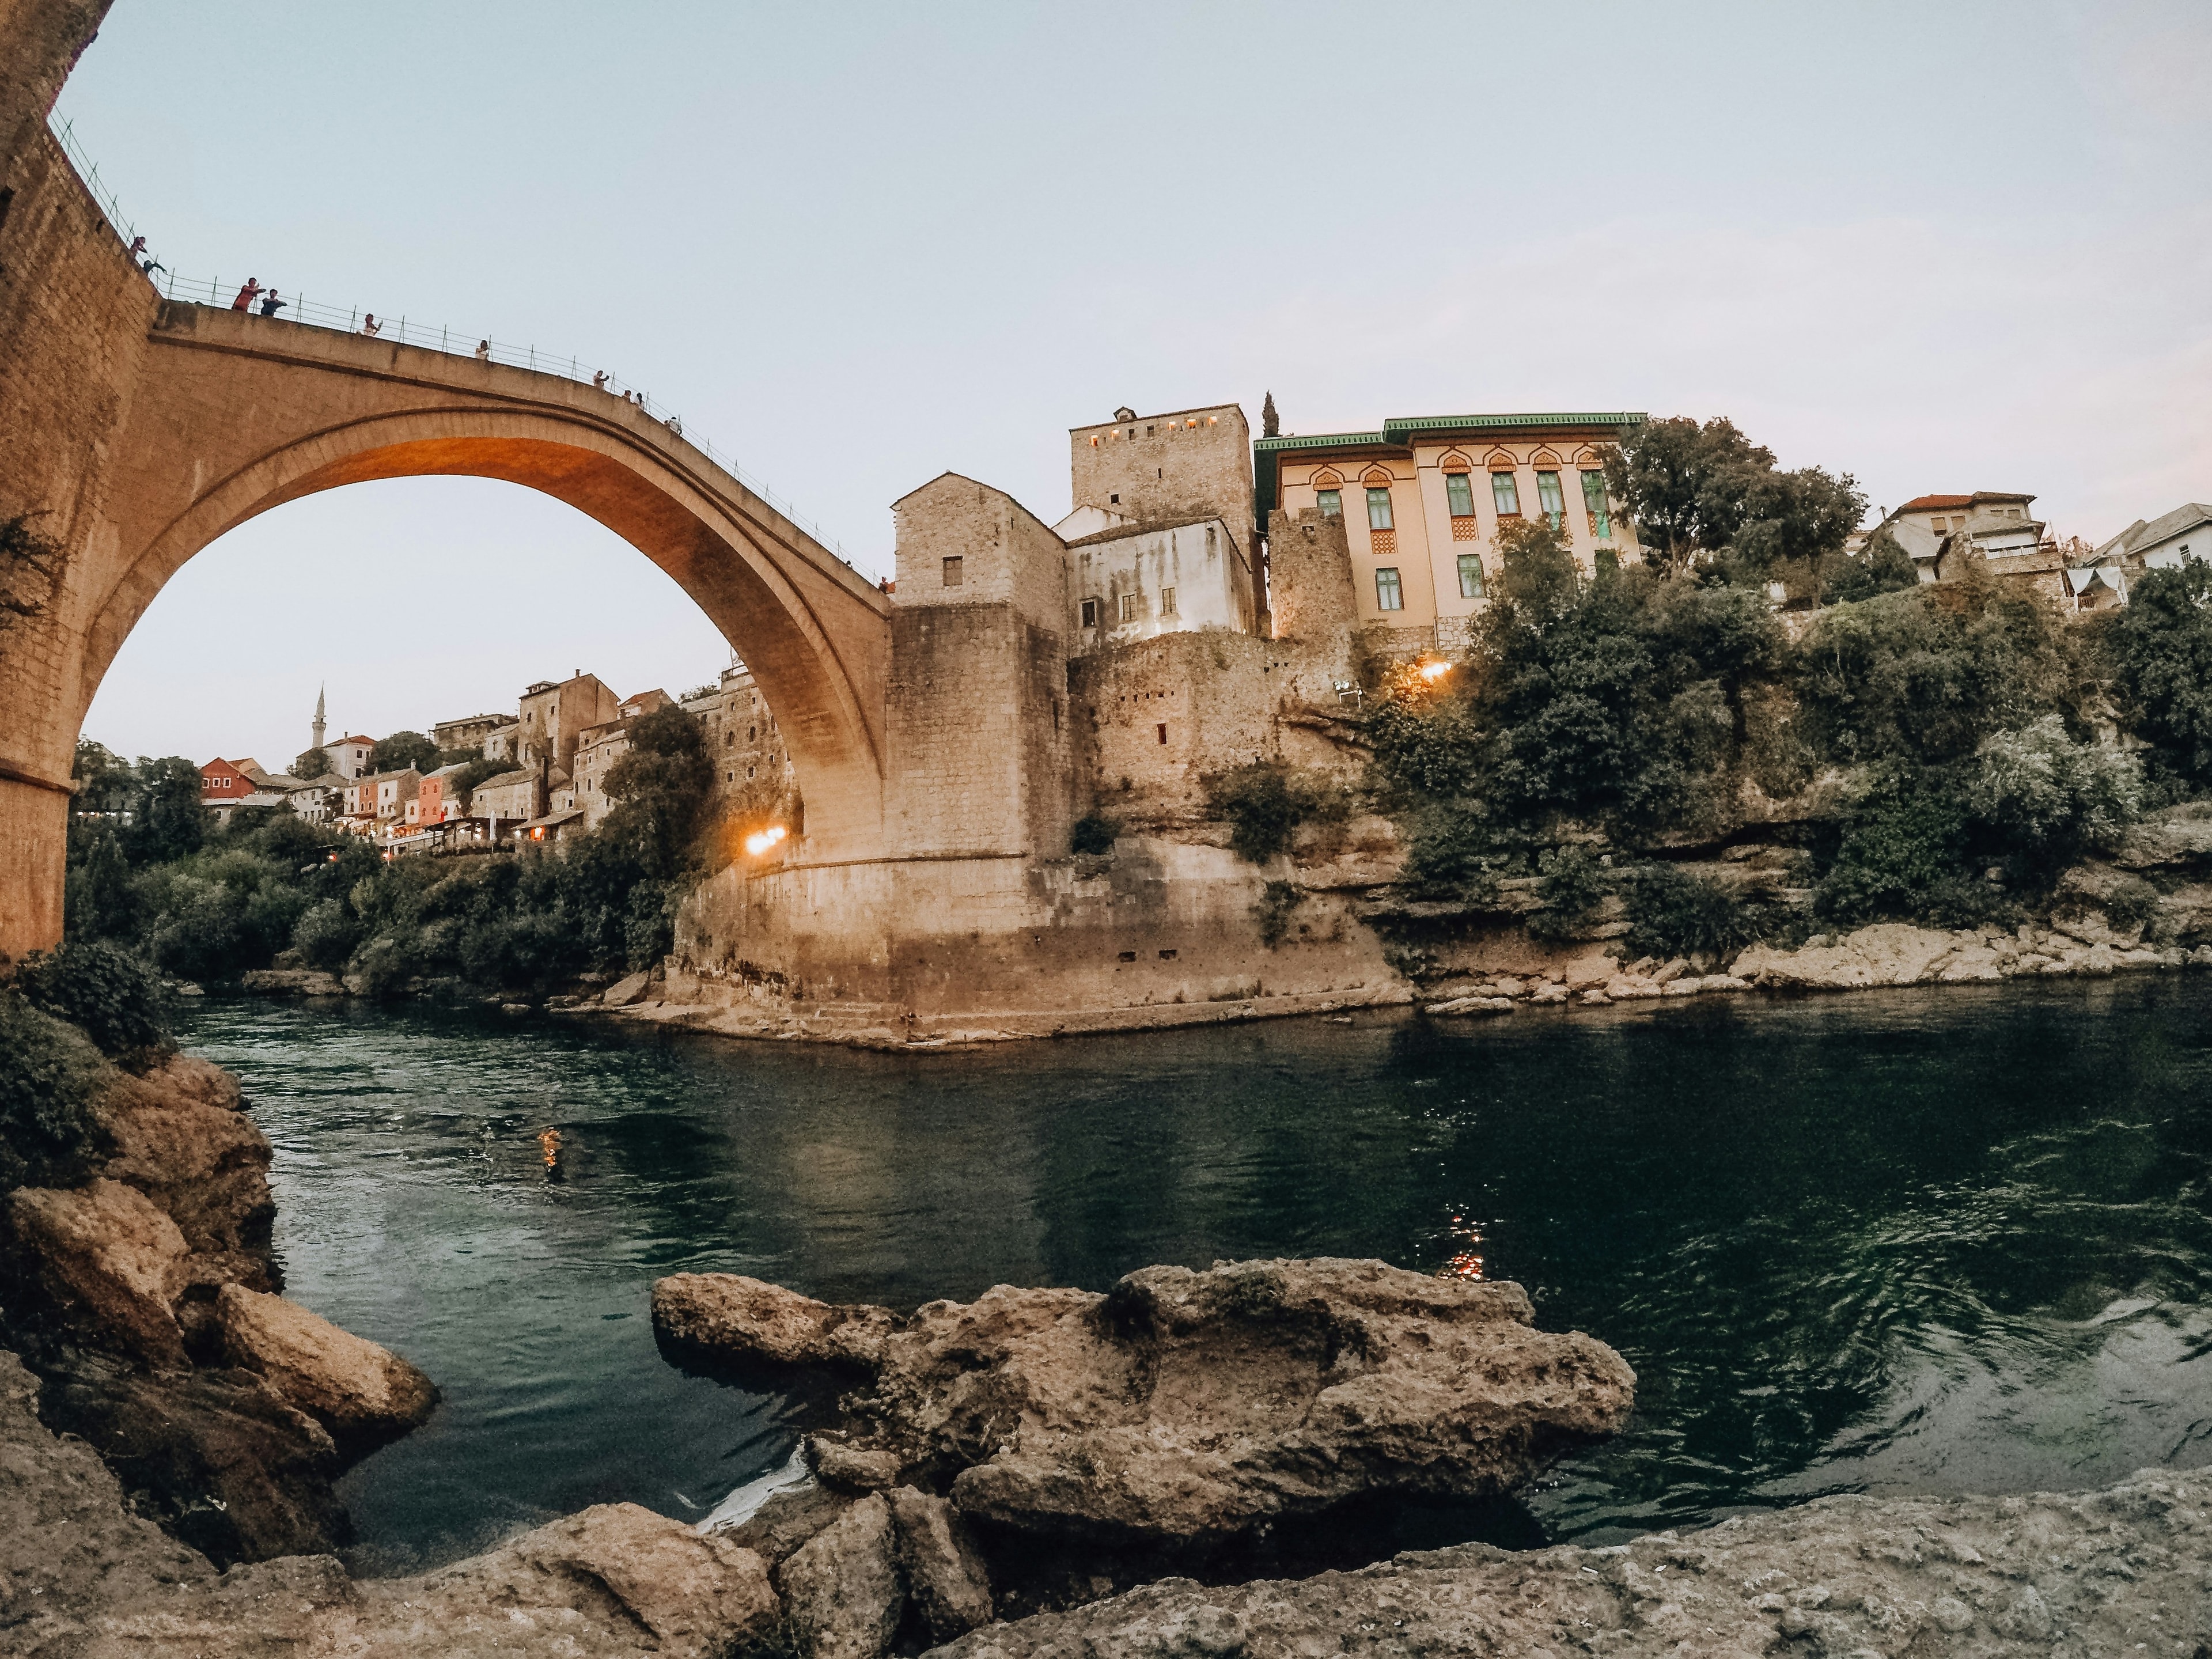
[74,303,892,862]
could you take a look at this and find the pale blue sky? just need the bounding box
[60,1,2212,770]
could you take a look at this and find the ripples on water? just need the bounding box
[176,978,2212,1574]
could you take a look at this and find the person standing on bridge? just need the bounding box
[230,278,262,310]
[258,289,288,317]
[361,313,381,337]
[592,370,607,391]
[475,339,490,362]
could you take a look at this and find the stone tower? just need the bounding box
[312,684,326,755]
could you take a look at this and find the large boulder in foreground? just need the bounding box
[95,1054,278,1293]
[3,1177,191,1366]
[658,1258,1634,1549]
[215,1283,437,1453]
[655,1272,896,1372]
[925,1468,2212,1658]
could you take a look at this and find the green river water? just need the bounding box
[175,978,2212,1576]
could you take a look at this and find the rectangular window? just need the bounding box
[1376,567,1404,611]
[1536,470,1565,528]
[1366,486,1394,531]
[1316,487,1342,518]
[1119,592,1139,622]
[1160,586,1177,616]
[1156,723,1168,744]
[941,555,964,586]
[1080,597,1100,627]
[1581,469,1611,539]
[1491,471,1521,516]
[1457,554,1484,599]
[1445,472,1475,518]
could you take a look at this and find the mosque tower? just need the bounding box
[312,684,326,755]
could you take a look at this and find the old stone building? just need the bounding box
[431,711,505,752]
[517,672,619,774]
[681,664,790,815]
[1256,412,1645,649]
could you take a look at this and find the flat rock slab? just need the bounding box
[4,1177,191,1366]
[924,1468,2212,1657]
[657,1258,1634,1550]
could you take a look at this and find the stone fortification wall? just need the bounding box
[0,1,156,954]
[1266,506,1358,645]
[884,475,1071,860]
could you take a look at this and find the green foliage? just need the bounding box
[2106,557,2212,786]
[291,898,359,971]
[0,995,106,1192]
[1813,767,1989,926]
[73,740,137,813]
[446,755,509,810]
[2101,876,2161,936]
[1818,529,1921,605]
[1070,811,1118,855]
[13,941,169,1061]
[600,706,715,879]
[293,747,329,780]
[1204,762,1347,864]
[1619,863,1758,960]
[1527,844,1607,943]
[1601,416,1862,580]
[1967,715,2142,867]
[65,823,137,941]
[368,730,439,775]
[129,756,206,864]
[1794,575,2086,765]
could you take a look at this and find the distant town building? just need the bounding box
[470,768,541,826]
[199,757,260,804]
[432,711,506,752]
[483,721,520,762]
[1255,412,1645,649]
[681,662,790,815]
[517,672,620,776]
[327,734,375,779]
[2097,503,2211,574]
[1868,492,2044,584]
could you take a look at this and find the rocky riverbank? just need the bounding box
[0,1054,436,1565]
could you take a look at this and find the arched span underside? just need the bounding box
[79,307,892,858]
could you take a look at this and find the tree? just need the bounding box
[368,730,438,775]
[1261,391,1279,439]
[2107,556,2212,786]
[1600,415,1862,581]
[73,739,135,813]
[1819,528,1919,605]
[128,756,204,864]
[600,705,715,878]
[293,745,329,779]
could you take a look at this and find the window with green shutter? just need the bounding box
[1537,470,1565,529]
[1366,486,1394,532]
[1457,554,1484,599]
[1581,469,1611,539]
[1316,488,1342,518]
[1445,472,1475,518]
[1375,567,1403,611]
[1491,471,1520,516]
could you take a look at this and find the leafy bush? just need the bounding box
[368,730,439,774]
[2101,876,2161,937]
[1817,529,1920,605]
[13,941,169,1061]
[2106,557,2212,785]
[1070,811,1118,855]
[1527,845,1607,943]
[1619,863,1756,960]
[292,898,359,971]
[1205,762,1347,863]
[1967,715,2142,866]
[0,995,107,1192]
[1814,770,1972,926]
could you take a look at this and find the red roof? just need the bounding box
[1898,491,2034,513]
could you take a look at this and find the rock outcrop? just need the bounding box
[926,1468,2212,1658]
[658,1258,1634,1552]
[654,1272,895,1372]
[0,1055,437,1567]
[214,1283,438,1453]
[3,1178,191,1366]
[779,1493,906,1659]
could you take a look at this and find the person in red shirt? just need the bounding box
[230,278,262,310]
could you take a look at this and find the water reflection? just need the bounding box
[177,976,2212,1572]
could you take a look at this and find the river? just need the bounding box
[175,979,2212,1576]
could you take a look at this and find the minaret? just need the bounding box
[312,684,327,755]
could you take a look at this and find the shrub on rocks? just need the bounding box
[13,940,170,1062]
[0,996,107,1192]
[1619,863,1755,960]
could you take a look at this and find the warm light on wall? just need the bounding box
[744,823,789,857]
[1418,660,1453,681]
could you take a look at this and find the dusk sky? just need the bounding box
[58,1,2212,772]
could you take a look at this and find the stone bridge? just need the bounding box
[2,135,892,953]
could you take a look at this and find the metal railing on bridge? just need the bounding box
[48,117,870,578]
